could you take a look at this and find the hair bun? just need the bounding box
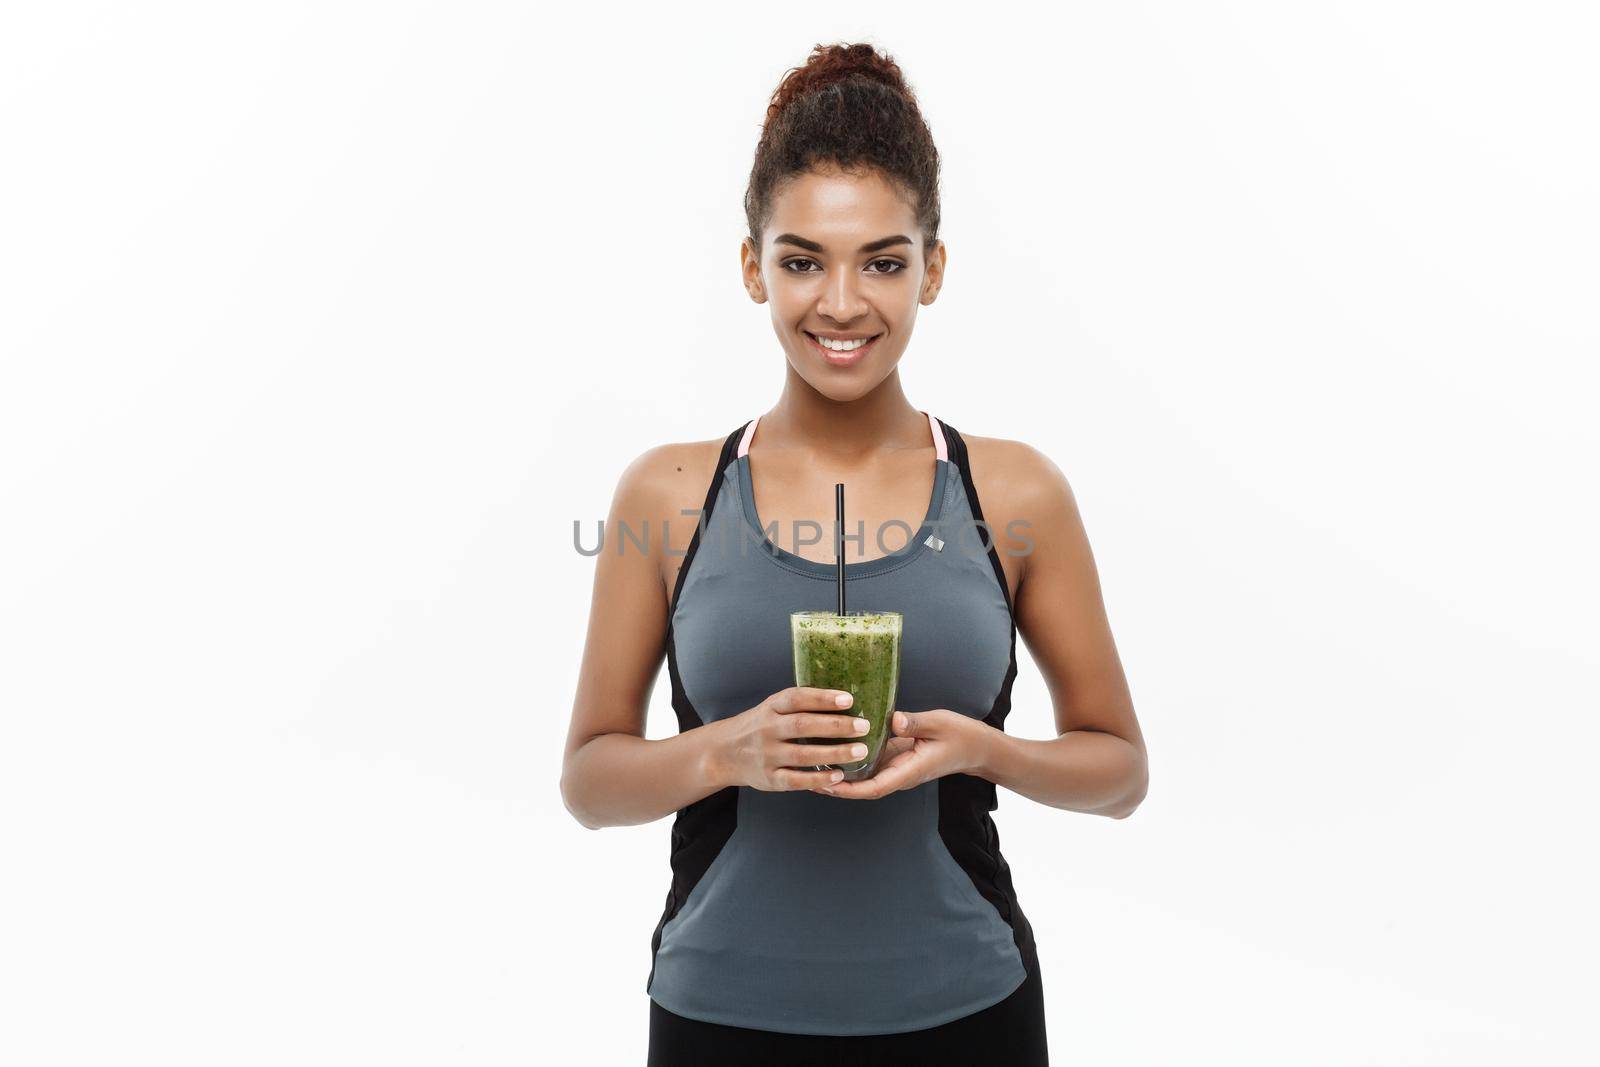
[764,42,912,127]
[745,41,941,250]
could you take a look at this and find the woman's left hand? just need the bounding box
[820,710,988,799]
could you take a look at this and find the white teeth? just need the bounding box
[810,334,875,351]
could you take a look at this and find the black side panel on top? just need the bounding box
[667,424,749,622]
[646,632,739,993]
[646,424,747,994]
[934,420,1040,979]
[938,421,1016,621]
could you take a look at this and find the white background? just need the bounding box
[3,2,1596,1063]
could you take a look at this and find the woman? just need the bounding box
[561,42,1148,1066]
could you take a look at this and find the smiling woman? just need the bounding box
[768,229,914,364]
[737,47,945,404]
[561,40,1147,1067]
[752,203,930,376]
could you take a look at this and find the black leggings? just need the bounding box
[646,961,1048,1066]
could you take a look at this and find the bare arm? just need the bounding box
[969,439,1149,819]
[560,443,865,829]
[560,444,725,829]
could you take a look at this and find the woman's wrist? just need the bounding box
[964,717,1006,780]
[695,718,732,790]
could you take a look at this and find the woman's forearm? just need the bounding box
[562,721,729,830]
[971,724,1147,819]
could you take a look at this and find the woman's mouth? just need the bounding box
[804,331,882,367]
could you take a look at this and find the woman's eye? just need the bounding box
[781,258,904,274]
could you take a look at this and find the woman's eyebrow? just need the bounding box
[774,233,913,254]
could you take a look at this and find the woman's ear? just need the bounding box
[740,238,767,304]
[920,238,946,305]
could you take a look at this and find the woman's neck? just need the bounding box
[761,366,928,462]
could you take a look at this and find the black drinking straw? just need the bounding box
[834,482,847,616]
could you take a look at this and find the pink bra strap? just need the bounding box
[927,412,949,462]
[736,417,759,458]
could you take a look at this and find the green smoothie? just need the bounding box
[790,610,902,782]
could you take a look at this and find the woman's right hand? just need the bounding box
[712,687,872,793]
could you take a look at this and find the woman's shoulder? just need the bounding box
[953,430,1083,569]
[611,435,731,514]
[606,434,738,563]
[956,431,1073,512]
[602,434,736,585]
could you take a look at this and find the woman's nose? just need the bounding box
[816,266,869,322]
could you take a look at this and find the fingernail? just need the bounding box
[835,693,853,707]
[894,713,905,731]
[854,718,869,733]
[851,744,867,759]
[830,770,844,782]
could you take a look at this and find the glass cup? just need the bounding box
[789,610,902,782]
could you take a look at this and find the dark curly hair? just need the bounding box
[744,42,942,255]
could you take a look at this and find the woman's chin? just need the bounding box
[799,374,880,403]
[790,357,896,401]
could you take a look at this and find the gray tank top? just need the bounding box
[645,412,1040,1036]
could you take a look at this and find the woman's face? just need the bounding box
[741,165,946,402]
